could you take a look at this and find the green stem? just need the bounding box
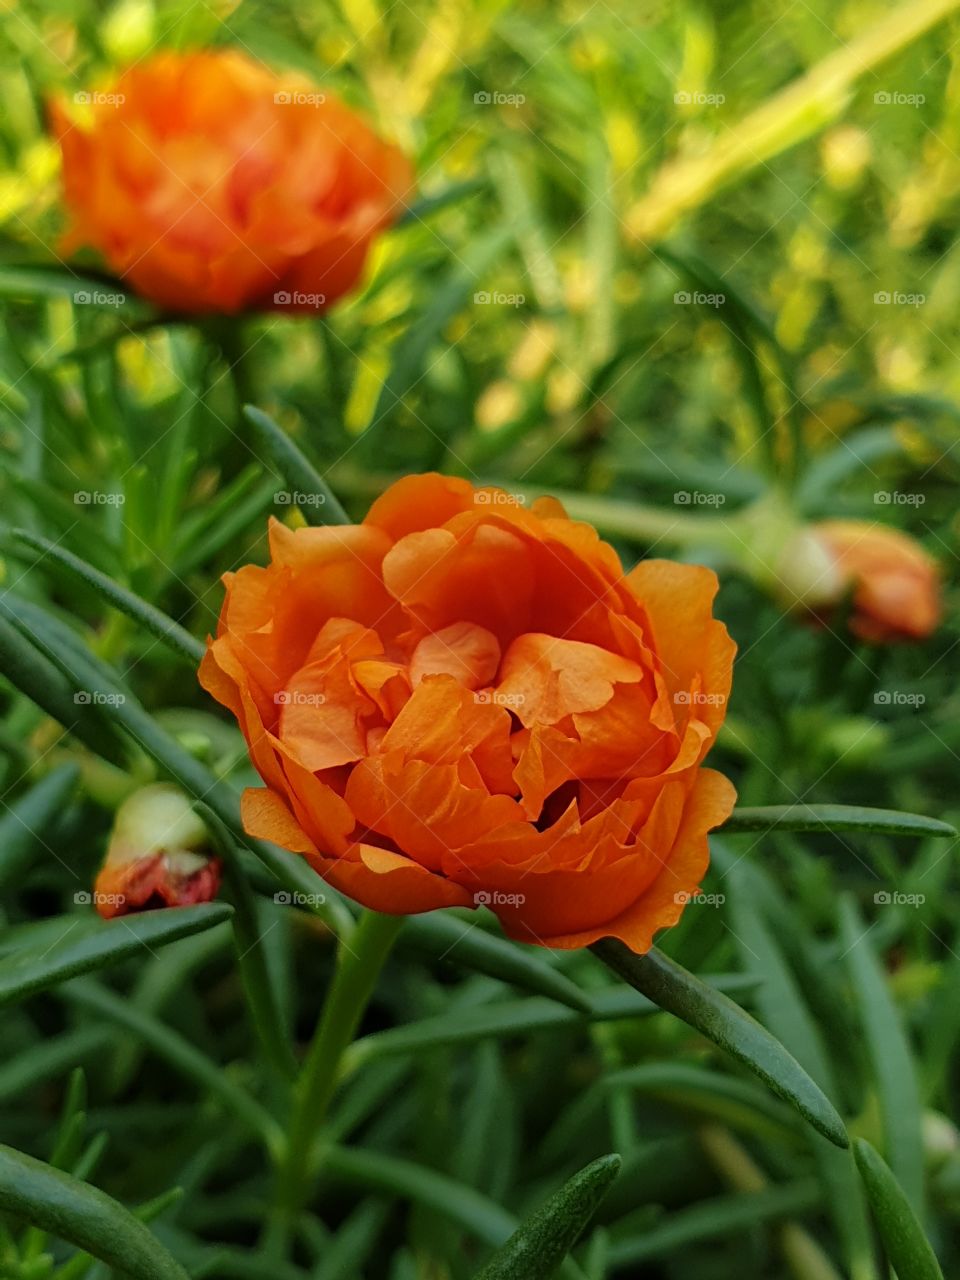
[626,0,960,243]
[215,317,258,410]
[275,911,403,1218]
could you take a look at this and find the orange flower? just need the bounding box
[807,520,941,643]
[50,50,413,315]
[199,475,736,953]
[94,784,221,919]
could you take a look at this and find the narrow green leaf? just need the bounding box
[0,593,354,940]
[135,1187,184,1224]
[250,841,355,941]
[604,1062,798,1141]
[0,905,233,1007]
[590,942,848,1149]
[0,267,144,310]
[0,764,79,891]
[51,1068,88,1170]
[312,1200,390,1280]
[347,977,755,1068]
[0,613,122,763]
[362,223,513,449]
[324,1145,515,1245]
[401,913,591,1012]
[196,803,298,1080]
[840,897,925,1217]
[347,996,639,1068]
[607,1180,822,1267]
[720,804,956,838]
[0,1143,189,1279]
[658,245,789,477]
[243,404,349,524]
[719,848,878,1280]
[475,1154,621,1280]
[0,1028,109,1105]
[395,179,485,226]
[62,981,282,1155]
[853,1139,944,1280]
[323,1147,585,1279]
[454,1043,508,1192]
[796,425,903,508]
[9,529,204,665]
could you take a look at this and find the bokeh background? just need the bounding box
[0,1,959,1278]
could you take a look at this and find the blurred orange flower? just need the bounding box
[50,49,413,314]
[810,520,941,643]
[94,784,221,919]
[199,475,736,953]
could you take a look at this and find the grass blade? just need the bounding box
[62,981,282,1155]
[0,905,233,1007]
[720,849,878,1280]
[0,764,79,892]
[840,896,925,1216]
[0,1143,189,1280]
[0,591,355,940]
[607,1180,821,1267]
[196,803,298,1081]
[475,1154,621,1280]
[854,1139,944,1280]
[720,805,956,838]
[9,529,204,665]
[400,914,591,1012]
[590,941,848,1149]
[243,405,349,524]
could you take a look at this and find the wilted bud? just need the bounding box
[778,520,940,643]
[93,784,220,919]
[775,528,846,609]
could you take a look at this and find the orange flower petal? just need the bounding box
[202,474,738,954]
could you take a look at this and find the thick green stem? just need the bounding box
[275,910,403,1218]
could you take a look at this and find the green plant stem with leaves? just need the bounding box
[270,910,404,1239]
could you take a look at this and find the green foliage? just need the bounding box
[0,0,956,1277]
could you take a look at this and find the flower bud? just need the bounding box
[93,784,220,919]
[779,520,940,643]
